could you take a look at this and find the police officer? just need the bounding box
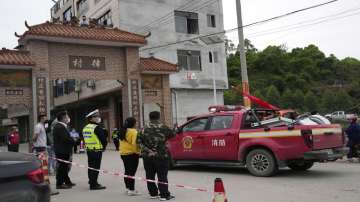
[137,111,175,201]
[345,116,360,161]
[83,109,107,190]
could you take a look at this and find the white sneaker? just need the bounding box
[149,195,159,199]
[127,190,140,196]
[159,195,175,201]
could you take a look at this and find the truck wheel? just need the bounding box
[246,149,278,177]
[288,161,314,171]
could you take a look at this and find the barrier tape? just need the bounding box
[37,152,210,193]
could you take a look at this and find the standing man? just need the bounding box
[32,115,48,154]
[345,116,360,161]
[83,109,107,190]
[7,126,20,152]
[137,111,176,201]
[53,111,76,189]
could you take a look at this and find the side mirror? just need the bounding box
[175,126,182,134]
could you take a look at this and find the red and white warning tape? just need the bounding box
[3,151,210,193]
[44,154,210,193]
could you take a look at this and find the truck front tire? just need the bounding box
[246,149,278,177]
[288,161,314,171]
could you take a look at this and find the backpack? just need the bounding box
[9,132,20,145]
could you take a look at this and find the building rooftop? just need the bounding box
[17,20,146,46]
[0,48,35,66]
[140,57,178,73]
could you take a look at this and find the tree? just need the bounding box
[225,42,360,113]
[304,91,319,113]
[265,85,281,107]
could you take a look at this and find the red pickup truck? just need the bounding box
[168,106,348,177]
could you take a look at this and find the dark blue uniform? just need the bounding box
[345,122,360,158]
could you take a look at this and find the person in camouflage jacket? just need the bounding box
[137,111,176,201]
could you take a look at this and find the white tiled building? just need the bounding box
[51,0,228,124]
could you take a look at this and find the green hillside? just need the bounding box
[225,40,360,114]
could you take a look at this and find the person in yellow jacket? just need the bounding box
[119,117,140,196]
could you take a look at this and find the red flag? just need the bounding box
[243,93,280,110]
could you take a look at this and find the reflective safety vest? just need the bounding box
[82,124,103,151]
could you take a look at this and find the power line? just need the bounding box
[134,0,204,33]
[135,0,219,33]
[253,10,360,48]
[140,0,219,34]
[141,0,339,52]
[136,0,215,33]
[246,6,360,38]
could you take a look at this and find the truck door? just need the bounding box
[171,117,210,160]
[202,115,239,160]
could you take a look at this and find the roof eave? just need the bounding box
[141,70,178,75]
[0,64,34,69]
[20,35,146,47]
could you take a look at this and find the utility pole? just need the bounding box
[235,0,251,108]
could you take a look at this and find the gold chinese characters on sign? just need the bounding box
[5,89,24,96]
[36,77,47,115]
[130,79,140,119]
[69,56,105,70]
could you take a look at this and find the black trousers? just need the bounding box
[113,138,119,151]
[8,144,19,152]
[121,154,139,191]
[73,142,78,153]
[87,151,103,187]
[143,157,170,198]
[347,140,360,158]
[55,153,72,186]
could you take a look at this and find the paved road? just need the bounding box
[2,144,360,202]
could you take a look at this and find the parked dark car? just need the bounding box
[0,152,50,202]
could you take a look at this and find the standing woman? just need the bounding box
[119,117,140,196]
[7,126,20,152]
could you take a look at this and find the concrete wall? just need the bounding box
[173,89,224,125]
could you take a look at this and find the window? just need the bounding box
[209,51,219,63]
[177,50,201,71]
[64,79,76,94]
[54,79,76,97]
[210,116,233,130]
[63,7,72,22]
[207,14,216,28]
[97,10,112,26]
[175,11,199,34]
[183,118,209,132]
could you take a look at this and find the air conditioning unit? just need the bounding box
[87,80,96,89]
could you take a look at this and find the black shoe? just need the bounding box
[56,184,72,189]
[90,184,106,190]
[66,182,76,187]
[159,195,175,201]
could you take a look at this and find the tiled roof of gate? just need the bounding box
[0,49,35,66]
[140,57,178,73]
[18,21,146,44]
